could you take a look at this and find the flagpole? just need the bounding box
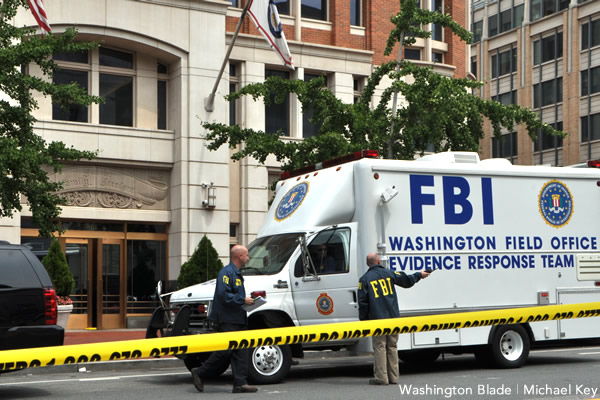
[204,0,252,112]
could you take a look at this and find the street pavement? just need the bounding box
[11,329,355,376]
[12,329,182,376]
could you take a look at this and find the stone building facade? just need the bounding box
[471,0,600,165]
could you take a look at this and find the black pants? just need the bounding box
[195,322,249,387]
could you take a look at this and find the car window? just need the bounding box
[0,249,41,288]
[294,228,350,277]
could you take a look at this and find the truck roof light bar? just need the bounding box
[587,160,600,168]
[281,150,379,179]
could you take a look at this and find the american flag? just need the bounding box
[28,0,51,33]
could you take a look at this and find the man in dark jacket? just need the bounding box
[192,245,258,394]
[358,252,430,385]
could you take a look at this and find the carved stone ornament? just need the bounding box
[47,166,169,210]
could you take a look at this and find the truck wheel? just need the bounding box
[398,349,440,366]
[489,325,530,368]
[248,344,292,384]
[183,352,230,377]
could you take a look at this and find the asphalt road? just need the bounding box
[1,345,600,399]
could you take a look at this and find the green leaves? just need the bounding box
[177,235,224,288]
[0,0,100,237]
[41,239,75,297]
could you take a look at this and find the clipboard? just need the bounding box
[243,296,266,312]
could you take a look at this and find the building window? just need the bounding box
[471,57,477,76]
[535,122,563,151]
[157,62,168,130]
[265,69,290,136]
[99,47,133,69]
[99,74,133,127]
[229,63,240,126]
[472,20,483,42]
[353,76,365,104]
[581,66,600,96]
[531,0,569,22]
[533,32,563,65]
[490,5,524,38]
[302,0,327,21]
[500,9,512,34]
[488,14,498,37]
[491,48,517,78]
[513,4,524,29]
[274,0,290,15]
[53,47,136,127]
[157,81,167,130]
[492,132,517,159]
[533,78,563,108]
[431,0,443,41]
[495,91,517,106]
[405,48,421,60]
[52,50,89,122]
[303,73,325,138]
[230,223,239,242]
[351,0,362,26]
[226,0,240,7]
[54,50,89,64]
[582,19,600,50]
[99,47,134,127]
[52,70,89,122]
[432,51,443,63]
[581,113,600,142]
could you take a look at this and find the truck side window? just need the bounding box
[294,228,350,277]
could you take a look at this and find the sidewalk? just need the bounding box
[64,328,148,345]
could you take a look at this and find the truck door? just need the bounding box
[290,224,358,325]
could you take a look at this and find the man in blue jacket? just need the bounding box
[358,252,430,386]
[192,245,258,393]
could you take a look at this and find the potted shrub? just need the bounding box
[177,235,223,289]
[42,239,75,328]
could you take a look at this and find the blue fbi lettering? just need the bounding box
[410,175,435,224]
[443,176,472,224]
[410,175,494,225]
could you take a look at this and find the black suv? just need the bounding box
[0,242,64,352]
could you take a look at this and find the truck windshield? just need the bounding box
[243,233,302,276]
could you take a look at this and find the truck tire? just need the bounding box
[398,349,440,366]
[248,344,292,384]
[183,352,230,377]
[488,325,530,368]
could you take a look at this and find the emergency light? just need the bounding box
[280,150,379,179]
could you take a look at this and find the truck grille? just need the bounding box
[174,301,211,330]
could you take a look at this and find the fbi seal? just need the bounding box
[275,182,308,221]
[316,293,334,315]
[539,180,573,228]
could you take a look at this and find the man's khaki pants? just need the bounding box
[372,334,399,384]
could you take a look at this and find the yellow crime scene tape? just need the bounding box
[1,302,600,373]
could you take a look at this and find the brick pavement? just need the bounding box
[63,329,147,346]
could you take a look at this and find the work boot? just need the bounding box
[232,384,258,393]
[368,378,388,385]
[191,368,204,392]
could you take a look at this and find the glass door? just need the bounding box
[98,239,125,329]
[64,239,92,329]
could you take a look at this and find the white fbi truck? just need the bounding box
[148,151,600,384]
